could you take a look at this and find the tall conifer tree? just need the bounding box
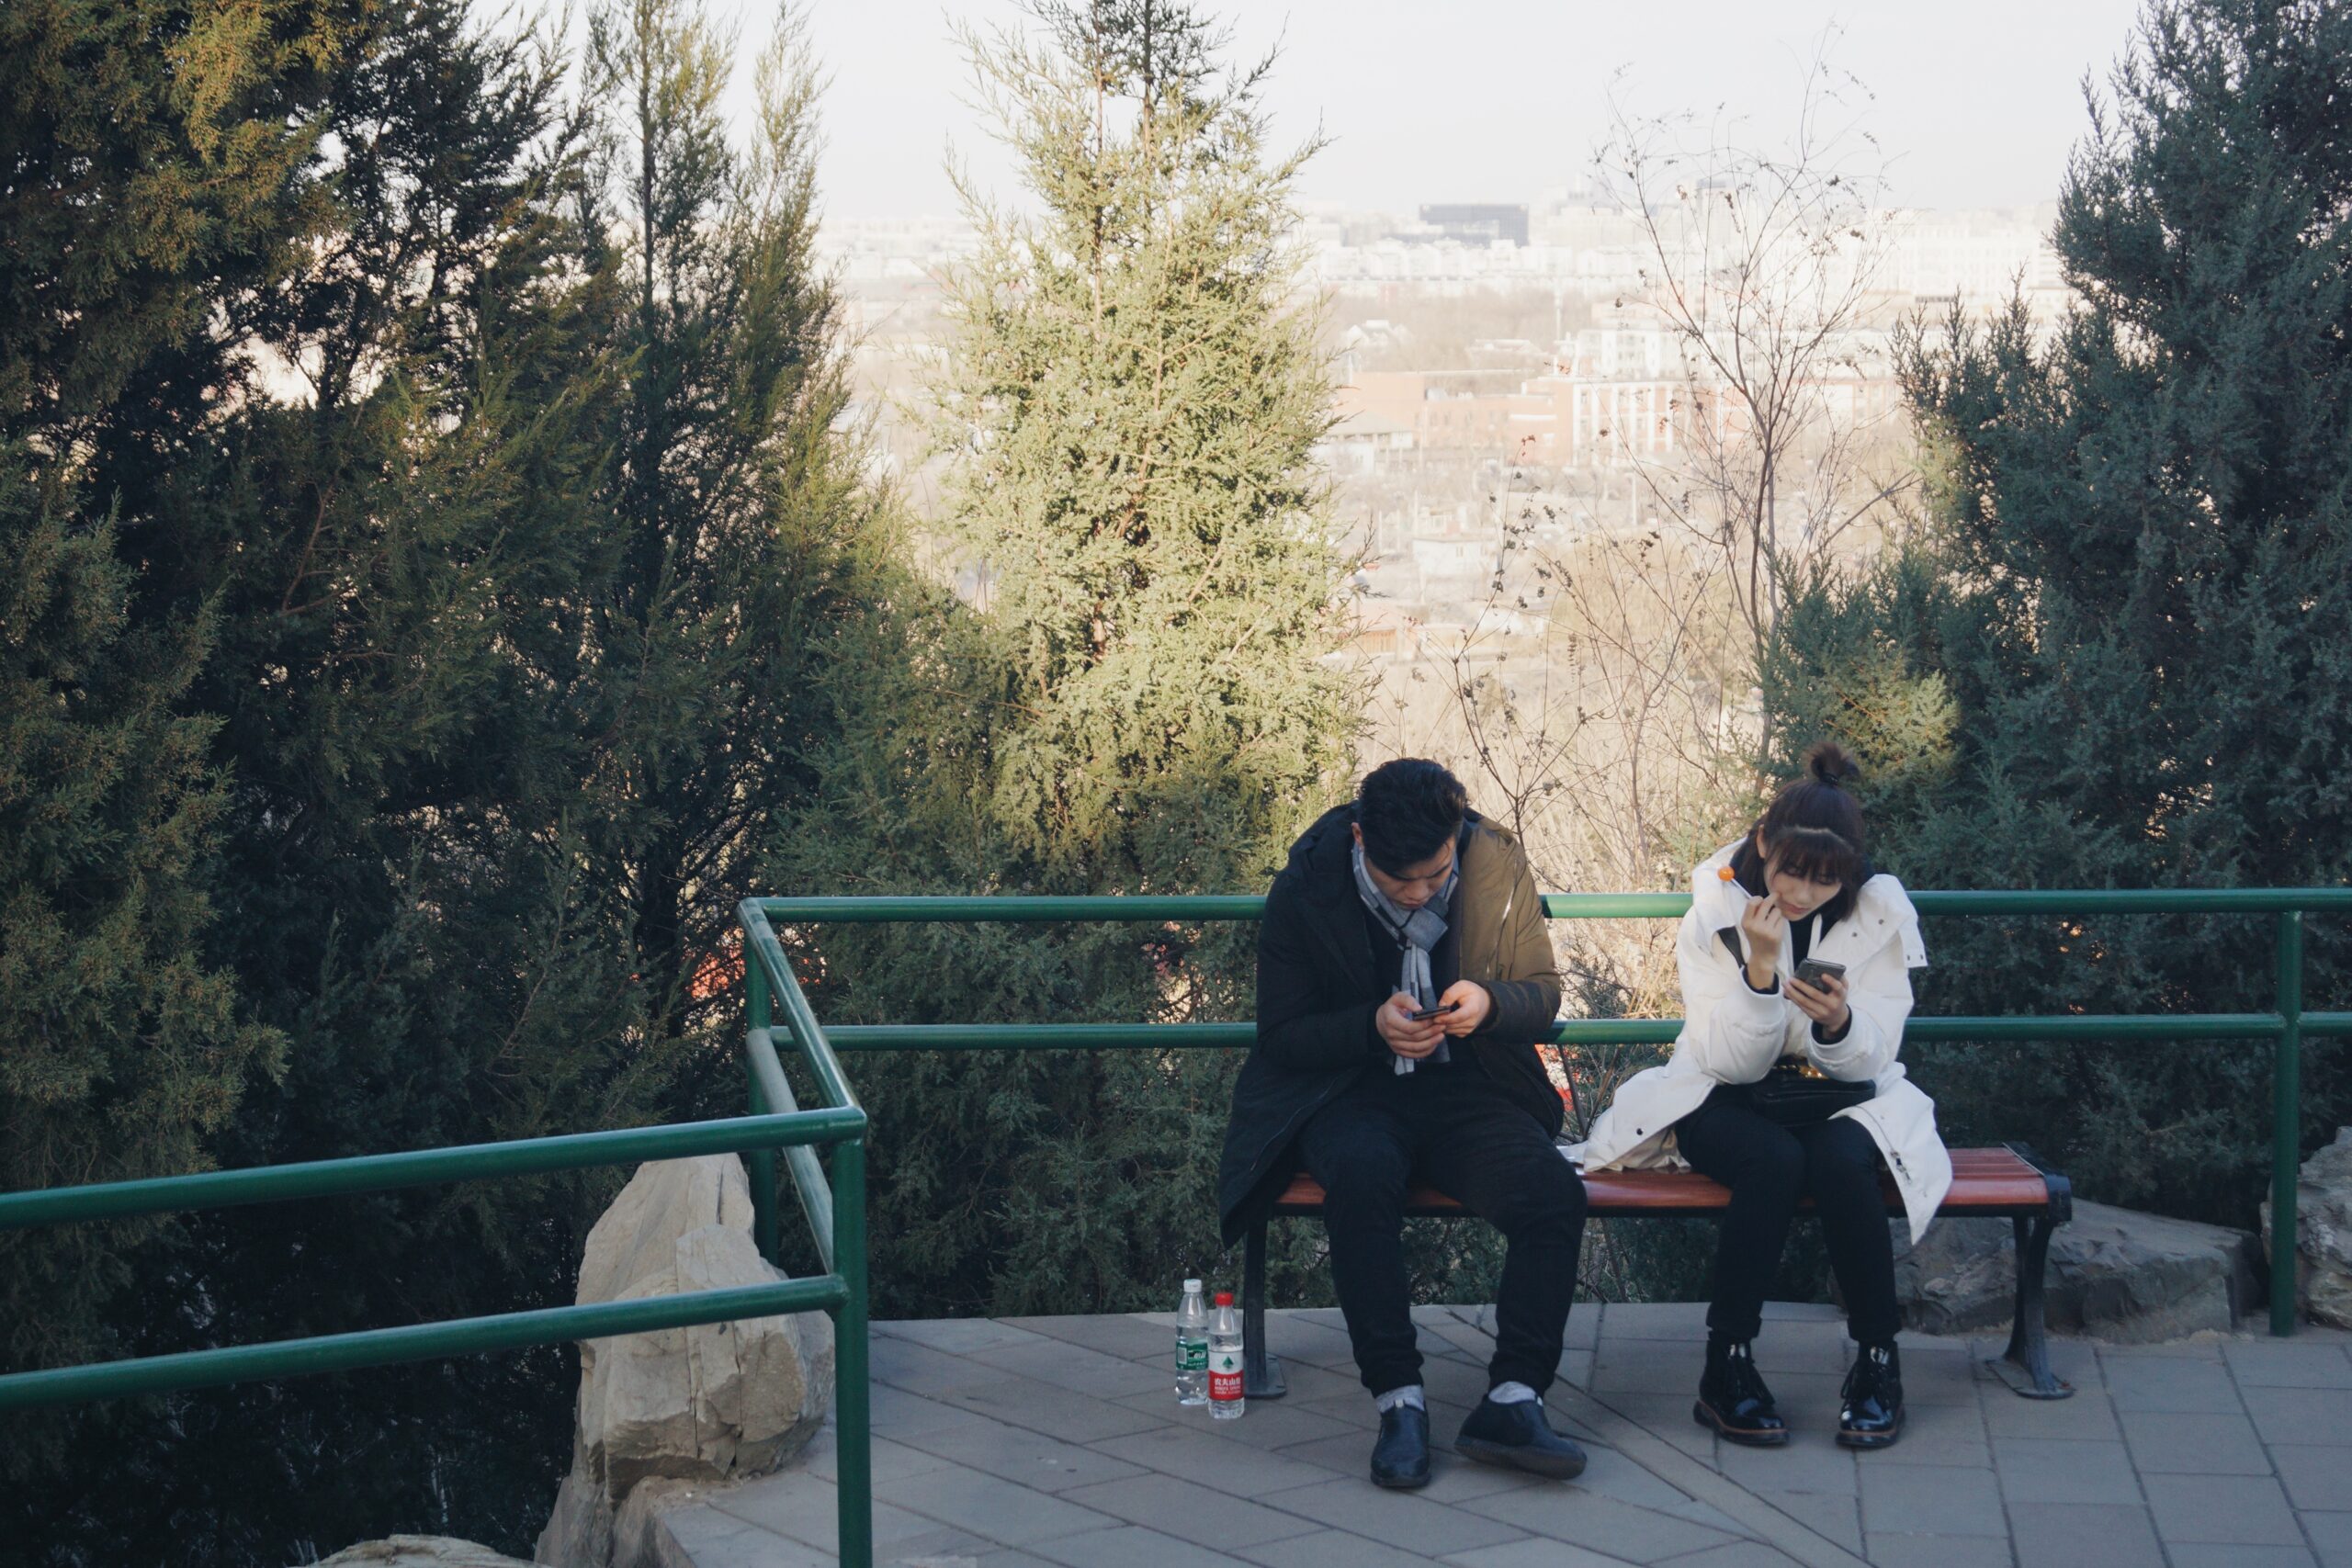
[1765,0,2352,1224]
[778,1,1360,1315]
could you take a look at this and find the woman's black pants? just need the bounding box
[1673,1084,1901,1344]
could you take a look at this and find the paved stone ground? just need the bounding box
[650,1303,2352,1568]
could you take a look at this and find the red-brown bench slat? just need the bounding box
[1268,1145,2055,1218]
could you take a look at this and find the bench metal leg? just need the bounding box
[1242,1218,1287,1399]
[1987,1209,2075,1399]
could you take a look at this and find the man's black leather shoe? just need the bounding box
[1694,1338,1789,1447]
[1370,1402,1431,1489]
[1455,1394,1588,1479]
[1838,1343,1904,1449]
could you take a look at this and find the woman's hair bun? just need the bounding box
[1804,739,1860,789]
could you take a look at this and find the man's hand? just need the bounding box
[1739,896,1786,990]
[1787,972,1851,1036]
[1435,980,1491,1037]
[1376,992,1446,1059]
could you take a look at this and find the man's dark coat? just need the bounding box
[1216,804,1566,1245]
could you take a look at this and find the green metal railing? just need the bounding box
[0,884,2338,1568]
[0,894,877,1568]
[759,887,2352,1339]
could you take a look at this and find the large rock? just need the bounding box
[1886,1200,2264,1341]
[312,1540,534,1568]
[535,1156,832,1568]
[2263,1126,2352,1328]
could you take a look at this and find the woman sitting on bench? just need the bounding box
[1571,742,1946,1450]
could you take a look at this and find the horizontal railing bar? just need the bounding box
[740,902,860,1114]
[826,1014,2297,1051]
[0,1109,868,1232]
[0,1278,847,1412]
[757,889,2352,923]
[749,1028,836,1269]
[2305,1011,2352,1037]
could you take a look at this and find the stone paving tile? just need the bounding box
[803,1432,956,1487]
[2168,1547,2319,1568]
[1602,1301,1714,1341]
[1261,1315,1372,1370]
[1456,1487,1739,1562]
[1860,1460,2007,1534]
[1888,1346,1985,1405]
[1602,1393,1719,1460]
[1746,1490,1859,1552]
[1590,1346,1708,1398]
[1157,1394,1361,1451]
[1645,1543,1802,1567]
[707,1477,950,1554]
[1238,1529,1452,1568]
[1557,1349,1598,1388]
[1028,1523,1261,1568]
[998,1311,1171,1361]
[1241,1357,1363,1404]
[657,1503,829,1568]
[1091,1426,1341,1497]
[2306,1510,2352,1568]
[874,1460,1124,1545]
[1863,1394,1991,1467]
[2143,1472,2304,1546]
[970,1551,1069,1568]
[2099,1348,2249,1412]
[1570,1444,1709,1512]
[1704,1430,1859,1498]
[2251,1386,2352,1446]
[890,1415,1151,1493]
[1410,1454,1553,1506]
[2271,1442,2352,1510]
[868,1333,1008,1397]
[1746,1333,1852,1379]
[2119,1407,2274,1473]
[1972,1334,2104,1389]
[865,1380,996,1438]
[1440,1538,1640,1567]
[2007,1500,2167,1568]
[1258,1474,1531,1557]
[1993,1436,2144,1505]
[2225,1339,2352,1389]
[1657,1498,1761,1541]
[1981,1385,2122,1439]
[1860,1533,2015,1568]
[1057,1473,1328,1551]
[876,1316,1055,1355]
[928,1373,1168,1444]
[2097,1334,2230,1360]
[989,1337,1173,1400]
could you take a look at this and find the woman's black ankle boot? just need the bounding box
[1694,1337,1788,1447]
[1838,1340,1905,1449]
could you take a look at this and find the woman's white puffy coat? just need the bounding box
[1566,840,1952,1238]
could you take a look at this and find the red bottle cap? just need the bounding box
[1214,1291,1234,1306]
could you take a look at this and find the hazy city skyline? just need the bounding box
[746,0,2150,220]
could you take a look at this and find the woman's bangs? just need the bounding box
[1770,828,1861,887]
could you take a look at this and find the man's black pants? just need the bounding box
[1295,1066,1587,1398]
[1673,1084,1901,1345]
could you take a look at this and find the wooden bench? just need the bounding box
[1241,1137,2076,1401]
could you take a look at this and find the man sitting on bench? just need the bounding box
[1216,760,1589,1489]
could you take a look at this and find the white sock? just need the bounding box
[1486,1381,1539,1405]
[1374,1384,1425,1413]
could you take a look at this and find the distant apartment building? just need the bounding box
[1417,204,1532,248]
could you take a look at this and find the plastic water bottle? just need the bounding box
[1208,1290,1245,1419]
[1174,1279,1209,1405]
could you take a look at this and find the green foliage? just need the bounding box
[1763,0,2352,1229]
[770,1,1362,1318]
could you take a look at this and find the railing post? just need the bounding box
[832,1135,872,1568]
[2271,909,2304,1337]
[747,954,780,1266]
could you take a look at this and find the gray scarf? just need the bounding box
[1351,839,1458,1074]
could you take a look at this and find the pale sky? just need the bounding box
[723,0,2151,220]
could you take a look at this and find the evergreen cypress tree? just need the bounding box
[777,1,1363,1315]
[1765,0,2352,1224]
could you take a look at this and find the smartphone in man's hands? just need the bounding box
[1408,1000,1463,1022]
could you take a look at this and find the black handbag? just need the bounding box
[1747,1055,1873,1126]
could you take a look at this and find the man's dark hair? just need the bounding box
[1355,759,1469,875]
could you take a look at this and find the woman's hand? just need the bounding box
[1376,993,1446,1059]
[1786,972,1851,1036]
[1435,980,1491,1037]
[1739,896,1786,990]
